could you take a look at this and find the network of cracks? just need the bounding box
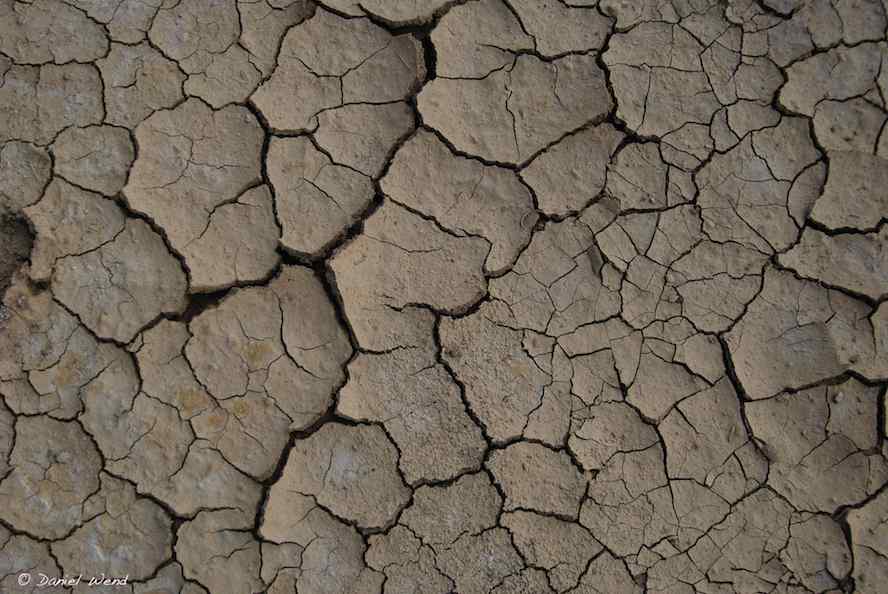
[0,0,887,593]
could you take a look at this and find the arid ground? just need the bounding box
[1,1,887,593]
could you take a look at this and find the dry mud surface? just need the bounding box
[1,1,887,593]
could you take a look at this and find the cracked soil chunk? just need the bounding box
[148,440,263,520]
[521,124,625,217]
[314,102,415,178]
[339,346,486,485]
[813,98,887,153]
[68,0,163,44]
[400,472,501,546]
[97,42,186,129]
[604,35,719,139]
[503,511,603,592]
[487,442,586,519]
[431,0,534,79]
[659,378,765,502]
[419,52,612,164]
[322,0,452,24]
[606,142,670,211]
[331,200,488,351]
[267,136,374,257]
[177,509,264,594]
[0,416,101,539]
[847,488,888,594]
[148,0,247,104]
[52,474,173,581]
[0,140,51,216]
[0,61,104,146]
[182,44,262,108]
[436,529,525,594]
[781,514,852,592]
[574,551,641,594]
[780,43,885,116]
[184,266,351,477]
[52,125,135,196]
[252,7,424,132]
[52,218,187,343]
[0,270,96,419]
[383,129,538,274]
[25,178,127,282]
[747,378,886,511]
[269,423,409,530]
[697,118,822,254]
[569,401,659,472]
[79,363,196,509]
[124,99,263,271]
[484,215,622,336]
[810,151,888,231]
[180,185,280,293]
[684,487,851,592]
[0,0,108,65]
[508,0,612,56]
[779,227,888,301]
[726,267,879,400]
[237,0,314,76]
[0,528,67,594]
[260,488,383,594]
[366,527,451,594]
[440,301,552,443]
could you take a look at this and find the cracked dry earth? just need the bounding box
[1,1,888,594]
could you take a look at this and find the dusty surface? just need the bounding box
[0,1,887,593]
